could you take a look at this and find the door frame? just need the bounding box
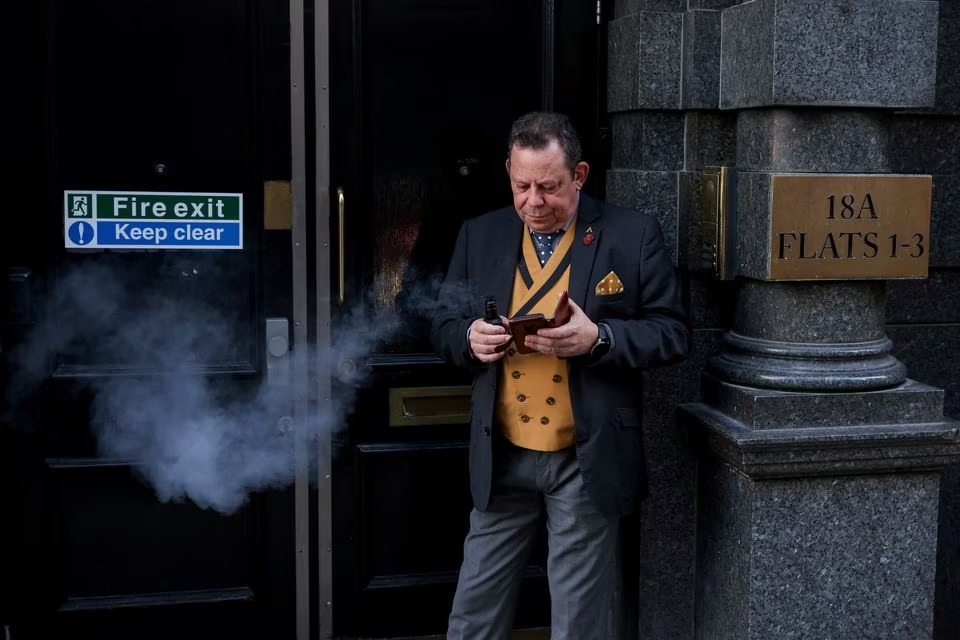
[306,0,608,635]
[289,0,334,638]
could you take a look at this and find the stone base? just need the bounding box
[680,380,960,639]
[685,380,960,478]
[702,375,945,430]
[695,458,939,639]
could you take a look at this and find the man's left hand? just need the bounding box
[524,297,598,358]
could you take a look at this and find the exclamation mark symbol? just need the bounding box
[78,224,85,243]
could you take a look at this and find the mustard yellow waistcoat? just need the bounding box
[497,221,576,451]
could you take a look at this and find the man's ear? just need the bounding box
[574,161,590,190]
[505,157,511,175]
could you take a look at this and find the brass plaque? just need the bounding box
[263,180,292,230]
[769,174,931,280]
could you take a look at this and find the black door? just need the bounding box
[329,1,606,636]
[2,1,298,638]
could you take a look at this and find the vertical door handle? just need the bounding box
[337,187,345,305]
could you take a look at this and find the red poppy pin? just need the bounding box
[583,226,594,246]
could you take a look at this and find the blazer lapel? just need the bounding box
[569,193,601,308]
[484,211,523,314]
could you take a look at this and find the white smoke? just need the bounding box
[3,261,472,515]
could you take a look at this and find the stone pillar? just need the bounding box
[677,1,960,638]
[684,280,959,637]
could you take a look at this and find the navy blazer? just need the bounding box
[430,194,690,517]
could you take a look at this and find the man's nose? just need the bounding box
[528,188,545,206]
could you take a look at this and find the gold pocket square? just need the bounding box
[595,271,624,296]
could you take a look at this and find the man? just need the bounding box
[431,112,690,639]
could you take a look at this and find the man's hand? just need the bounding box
[468,317,512,362]
[524,297,597,358]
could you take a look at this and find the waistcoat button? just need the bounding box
[517,394,526,402]
[540,417,549,425]
[546,397,556,405]
[552,374,562,383]
[512,370,521,379]
[520,415,530,423]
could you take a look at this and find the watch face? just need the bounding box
[591,325,611,357]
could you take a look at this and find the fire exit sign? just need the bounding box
[64,191,244,250]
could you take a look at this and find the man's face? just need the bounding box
[506,140,589,233]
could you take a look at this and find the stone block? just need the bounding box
[687,274,737,330]
[681,10,721,109]
[907,2,960,116]
[610,112,643,169]
[610,111,685,170]
[686,387,960,639]
[678,170,700,273]
[887,269,960,324]
[702,376,945,430]
[734,280,887,343]
[683,111,736,171]
[614,0,689,18]
[695,457,942,639]
[613,0,643,19]
[718,0,777,109]
[694,458,751,639]
[606,169,680,264]
[648,0,685,12]
[891,116,960,175]
[608,16,640,112]
[885,323,960,639]
[732,171,773,279]
[688,0,741,8]
[932,3,960,115]
[736,109,893,173]
[889,324,960,418]
[720,0,939,109]
[608,12,683,112]
[637,328,722,640]
[928,174,960,268]
[695,440,939,640]
[936,463,960,639]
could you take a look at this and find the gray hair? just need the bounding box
[507,111,583,172]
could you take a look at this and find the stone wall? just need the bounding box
[606,0,960,637]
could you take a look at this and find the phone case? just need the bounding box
[509,291,571,354]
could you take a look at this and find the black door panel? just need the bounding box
[330,0,603,635]
[2,1,296,638]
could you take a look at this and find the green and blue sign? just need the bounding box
[64,191,243,250]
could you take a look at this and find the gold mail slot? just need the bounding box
[388,386,471,427]
[769,174,931,280]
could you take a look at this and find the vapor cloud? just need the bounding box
[3,260,473,514]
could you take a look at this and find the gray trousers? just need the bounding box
[448,438,622,640]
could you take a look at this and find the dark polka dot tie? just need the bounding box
[533,230,563,266]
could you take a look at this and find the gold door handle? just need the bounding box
[337,187,345,305]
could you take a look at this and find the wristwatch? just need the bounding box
[590,323,611,359]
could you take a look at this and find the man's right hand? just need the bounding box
[468,317,512,362]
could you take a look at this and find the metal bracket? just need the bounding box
[265,317,290,386]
